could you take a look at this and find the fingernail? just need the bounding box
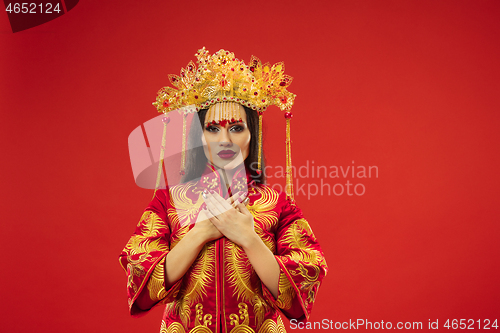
[202,192,207,199]
[203,189,208,194]
[209,190,215,194]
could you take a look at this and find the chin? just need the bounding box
[210,155,245,171]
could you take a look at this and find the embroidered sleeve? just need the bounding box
[261,193,328,321]
[118,190,179,316]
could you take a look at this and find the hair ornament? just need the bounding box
[152,48,297,202]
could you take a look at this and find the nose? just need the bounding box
[219,128,232,147]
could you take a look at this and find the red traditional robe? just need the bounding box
[119,164,328,333]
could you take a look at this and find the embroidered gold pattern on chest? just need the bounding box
[168,182,204,227]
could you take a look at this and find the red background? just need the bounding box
[1,0,499,332]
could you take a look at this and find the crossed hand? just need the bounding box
[194,190,254,247]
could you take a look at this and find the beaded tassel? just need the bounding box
[180,112,187,175]
[153,116,170,198]
[257,112,263,174]
[205,102,243,126]
[284,112,294,202]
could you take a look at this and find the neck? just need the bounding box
[214,163,244,194]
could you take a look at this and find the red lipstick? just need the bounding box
[217,150,236,159]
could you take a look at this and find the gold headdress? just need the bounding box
[153,47,296,201]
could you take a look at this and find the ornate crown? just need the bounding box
[153,47,295,114]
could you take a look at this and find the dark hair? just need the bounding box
[181,105,266,184]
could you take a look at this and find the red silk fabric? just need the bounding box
[119,165,328,333]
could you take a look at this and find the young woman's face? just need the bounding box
[202,103,251,170]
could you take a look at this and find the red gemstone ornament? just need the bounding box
[162,100,170,107]
[284,112,293,119]
[256,170,262,175]
[162,116,170,124]
[179,170,185,176]
[220,120,227,127]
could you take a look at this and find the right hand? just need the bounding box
[192,192,247,243]
[193,209,223,242]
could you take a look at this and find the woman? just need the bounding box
[120,48,328,333]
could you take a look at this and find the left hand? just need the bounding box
[202,191,256,247]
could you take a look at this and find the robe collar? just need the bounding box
[196,162,250,198]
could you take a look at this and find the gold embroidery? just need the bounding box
[202,176,219,190]
[165,302,175,316]
[280,218,326,309]
[168,182,204,228]
[247,187,279,231]
[231,177,247,192]
[229,303,252,333]
[126,253,151,292]
[141,211,167,237]
[124,211,169,255]
[257,316,287,333]
[280,218,323,265]
[191,303,213,333]
[248,186,280,254]
[148,257,168,302]
[161,321,186,333]
[192,176,219,194]
[228,304,287,333]
[275,271,295,310]
[160,305,217,333]
[225,242,269,328]
[175,243,216,328]
[293,264,321,304]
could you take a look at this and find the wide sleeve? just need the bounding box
[261,194,328,321]
[118,190,182,316]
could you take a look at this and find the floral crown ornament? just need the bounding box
[153,47,295,114]
[152,47,296,202]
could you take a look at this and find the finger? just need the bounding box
[203,191,223,215]
[230,192,245,208]
[204,207,220,224]
[204,197,223,216]
[233,197,249,209]
[228,191,243,205]
[235,201,252,217]
[208,191,233,212]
